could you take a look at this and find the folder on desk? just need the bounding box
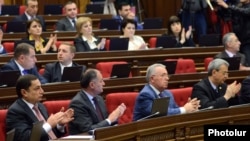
[110,64,131,78]
[221,57,241,71]
[99,19,120,30]
[44,4,63,15]
[157,60,177,74]
[6,129,15,141]
[61,66,85,82]
[109,38,129,51]
[1,5,19,15]
[156,36,177,48]
[29,121,43,141]
[86,4,104,14]
[143,18,163,29]
[6,21,27,33]
[0,70,21,87]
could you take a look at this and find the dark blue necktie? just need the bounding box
[159,92,165,98]
[22,70,29,75]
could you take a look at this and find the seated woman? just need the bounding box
[74,17,106,52]
[163,15,195,47]
[23,18,57,54]
[120,19,147,50]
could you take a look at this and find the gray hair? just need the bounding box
[222,32,235,47]
[207,58,229,76]
[146,63,166,82]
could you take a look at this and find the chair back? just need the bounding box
[0,109,8,141]
[170,87,193,107]
[95,61,130,79]
[204,57,213,71]
[148,37,156,48]
[175,59,196,74]
[105,92,139,124]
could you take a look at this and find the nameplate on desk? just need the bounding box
[61,135,93,140]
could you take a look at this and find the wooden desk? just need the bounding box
[0,70,249,109]
[0,14,113,31]
[2,29,167,42]
[90,105,250,141]
[0,47,223,75]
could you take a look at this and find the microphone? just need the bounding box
[206,0,214,10]
[137,111,160,121]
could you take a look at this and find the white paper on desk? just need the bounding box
[62,135,93,139]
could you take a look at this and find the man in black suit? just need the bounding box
[214,32,250,70]
[1,43,47,84]
[6,74,74,141]
[56,1,78,31]
[12,0,46,31]
[191,58,241,109]
[43,42,86,83]
[68,68,126,135]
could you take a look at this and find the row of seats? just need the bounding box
[0,86,192,139]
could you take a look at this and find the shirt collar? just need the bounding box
[149,84,161,96]
[82,36,97,42]
[225,49,235,57]
[14,59,26,74]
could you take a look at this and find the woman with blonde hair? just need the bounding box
[74,17,106,52]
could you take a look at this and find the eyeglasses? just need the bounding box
[216,70,229,76]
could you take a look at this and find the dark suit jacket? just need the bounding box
[1,58,47,84]
[6,99,65,141]
[239,76,250,104]
[191,77,239,109]
[56,17,76,31]
[133,84,181,121]
[43,62,86,83]
[21,37,57,54]
[214,50,248,66]
[74,36,105,52]
[12,14,46,31]
[69,90,109,135]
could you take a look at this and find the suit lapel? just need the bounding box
[17,99,38,121]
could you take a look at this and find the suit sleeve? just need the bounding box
[55,20,65,31]
[43,64,52,83]
[191,84,228,109]
[69,98,109,134]
[74,37,87,52]
[239,77,250,104]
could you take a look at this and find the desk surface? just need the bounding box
[53,105,250,141]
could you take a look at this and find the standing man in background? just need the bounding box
[181,0,207,38]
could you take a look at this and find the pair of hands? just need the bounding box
[180,26,192,44]
[224,81,241,100]
[47,107,74,128]
[108,103,126,122]
[184,97,200,113]
[97,38,106,50]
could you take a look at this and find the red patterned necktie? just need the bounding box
[92,97,104,120]
[33,105,57,139]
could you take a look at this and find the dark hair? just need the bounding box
[167,15,182,36]
[117,2,130,11]
[14,43,34,59]
[26,18,42,36]
[80,69,98,88]
[64,1,76,7]
[25,0,37,6]
[120,19,137,35]
[16,74,38,98]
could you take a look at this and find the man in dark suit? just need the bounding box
[191,58,241,109]
[1,43,47,84]
[43,42,86,83]
[68,68,126,135]
[56,1,78,31]
[239,76,250,104]
[6,74,74,141]
[12,0,46,31]
[133,63,200,121]
[214,32,250,70]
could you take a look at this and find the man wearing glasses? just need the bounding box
[191,58,241,109]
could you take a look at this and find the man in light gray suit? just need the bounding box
[56,1,78,31]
